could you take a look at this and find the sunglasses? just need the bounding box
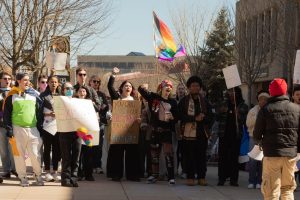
[40,81,47,84]
[65,87,73,90]
[2,78,11,81]
[78,73,86,77]
[93,80,100,84]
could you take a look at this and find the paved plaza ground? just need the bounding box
[1,166,300,200]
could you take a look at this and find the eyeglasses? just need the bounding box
[78,73,86,77]
[93,80,100,84]
[2,78,11,81]
[65,87,73,90]
[40,81,47,84]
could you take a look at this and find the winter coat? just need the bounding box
[253,95,300,157]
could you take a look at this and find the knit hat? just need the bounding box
[269,78,287,97]
[159,80,173,89]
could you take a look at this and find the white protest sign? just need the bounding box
[43,118,57,136]
[293,50,300,84]
[222,64,242,89]
[46,51,67,71]
[248,145,263,161]
[53,96,100,145]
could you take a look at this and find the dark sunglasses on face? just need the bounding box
[2,78,11,81]
[40,81,47,84]
[93,80,100,84]
[65,87,73,90]
[78,73,86,77]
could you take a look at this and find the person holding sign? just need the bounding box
[40,75,62,182]
[178,76,213,186]
[106,67,141,182]
[254,79,300,200]
[246,90,269,189]
[76,85,100,181]
[217,87,248,186]
[59,82,82,187]
[3,73,44,187]
[138,79,178,185]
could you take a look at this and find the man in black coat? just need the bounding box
[178,76,213,186]
[254,78,300,200]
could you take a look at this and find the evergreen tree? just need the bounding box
[200,8,235,104]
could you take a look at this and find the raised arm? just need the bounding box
[138,86,161,102]
[107,75,120,100]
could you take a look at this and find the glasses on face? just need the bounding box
[2,77,11,81]
[78,73,86,77]
[93,80,100,84]
[40,81,47,84]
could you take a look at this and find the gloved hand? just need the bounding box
[6,129,13,138]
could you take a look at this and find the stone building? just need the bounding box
[236,0,300,104]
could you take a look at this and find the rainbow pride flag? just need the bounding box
[77,127,93,147]
[153,11,186,62]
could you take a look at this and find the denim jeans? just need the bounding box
[248,137,262,184]
[0,127,15,173]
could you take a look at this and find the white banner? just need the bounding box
[294,50,300,84]
[53,96,99,145]
[46,51,67,71]
[222,64,242,89]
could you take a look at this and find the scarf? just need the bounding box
[184,94,209,138]
[184,95,201,138]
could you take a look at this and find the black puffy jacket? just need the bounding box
[253,95,300,157]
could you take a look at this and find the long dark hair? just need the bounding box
[118,80,136,97]
[45,75,61,94]
[75,85,90,99]
[226,86,244,107]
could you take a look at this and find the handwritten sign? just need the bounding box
[222,64,242,89]
[294,50,300,84]
[111,100,141,144]
[53,96,100,145]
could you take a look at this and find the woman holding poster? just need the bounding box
[58,82,82,187]
[138,80,178,185]
[76,85,100,181]
[40,75,62,182]
[106,67,141,182]
[217,87,248,187]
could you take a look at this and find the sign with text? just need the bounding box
[111,100,141,144]
[294,50,300,84]
[53,96,100,145]
[222,64,242,89]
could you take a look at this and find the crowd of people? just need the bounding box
[0,68,299,199]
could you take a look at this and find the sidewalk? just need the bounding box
[1,166,300,200]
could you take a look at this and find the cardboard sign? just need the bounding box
[222,64,242,89]
[110,100,141,144]
[53,96,100,146]
[294,50,300,84]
